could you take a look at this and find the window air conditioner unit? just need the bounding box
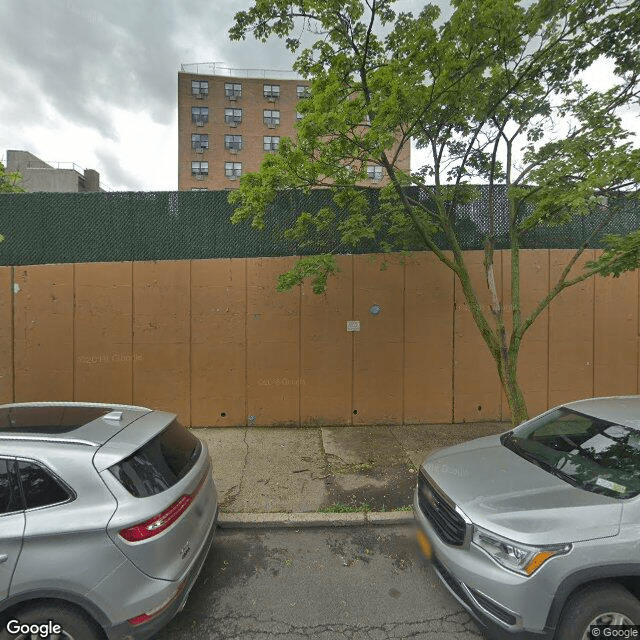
[230,121,239,127]
[230,147,239,154]
[267,123,276,129]
[195,147,204,153]
[194,92,203,99]
[228,175,237,181]
[195,174,205,180]
[195,120,204,127]
[267,95,277,102]
[228,94,237,101]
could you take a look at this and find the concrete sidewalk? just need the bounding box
[193,421,508,528]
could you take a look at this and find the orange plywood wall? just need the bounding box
[74,262,133,405]
[1,252,639,426]
[453,251,503,422]
[13,265,74,402]
[246,257,300,426]
[593,258,638,396]
[352,255,405,425]
[300,255,354,425]
[132,261,191,423]
[548,251,595,408]
[191,259,247,427]
[404,252,454,423]
[501,250,550,419]
[0,268,13,403]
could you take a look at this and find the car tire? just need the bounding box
[0,602,103,640]
[556,583,640,640]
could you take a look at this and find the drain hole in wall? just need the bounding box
[353,409,358,415]
[477,405,482,412]
[221,412,227,417]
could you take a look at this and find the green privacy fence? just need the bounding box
[0,187,638,266]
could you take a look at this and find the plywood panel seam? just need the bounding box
[297,274,302,427]
[243,258,249,427]
[188,260,193,425]
[546,249,551,410]
[10,266,15,403]
[349,254,355,426]
[130,262,135,403]
[401,258,406,425]
[499,249,505,421]
[592,257,596,398]
[72,264,76,401]
[451,267,457,423]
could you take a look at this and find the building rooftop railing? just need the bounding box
[180,62,301,80]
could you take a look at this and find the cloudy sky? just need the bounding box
[1,1,634,192]
[0,0,437,191]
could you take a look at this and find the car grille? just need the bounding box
[417,470,467,546]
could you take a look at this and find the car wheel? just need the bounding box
[0,603,103,640]
[556,583,640,640]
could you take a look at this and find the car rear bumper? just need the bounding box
[106,506,218,640]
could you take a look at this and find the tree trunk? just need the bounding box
[498,351,529,426]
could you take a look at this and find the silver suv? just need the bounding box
[414,396,640,640]
[0,402,218,640]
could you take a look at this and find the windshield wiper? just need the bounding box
[502,433,580,488]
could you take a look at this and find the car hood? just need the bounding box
[423,435,622,545]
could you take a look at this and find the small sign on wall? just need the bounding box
[346,320,361,332]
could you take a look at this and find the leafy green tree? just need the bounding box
[0,161,22,244]
[229,0,640,425]
[0,161,24,194]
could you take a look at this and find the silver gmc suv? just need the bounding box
[414,396,640,640]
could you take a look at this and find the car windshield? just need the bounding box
[502,408,640,499]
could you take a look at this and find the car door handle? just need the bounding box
[0,555,7,564]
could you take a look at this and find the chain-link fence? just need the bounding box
[0,186,637,266]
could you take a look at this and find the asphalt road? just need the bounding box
[152,524,484,640]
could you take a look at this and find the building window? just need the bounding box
[296,85,310,99]
[263,136,280,152]
[191,134,209,151]
[263,109,280,128]
[263,84,280,100]
[296,111,304,121]
[191,107,209,126]
[191,161,209,178]
[225,162,242,180]
[224,135,243,152]
[367,165,383,182]
[224,108,242,126]
[225,82,242,100]
[191,80,208,98]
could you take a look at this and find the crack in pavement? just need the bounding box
[220,428,250,510]
[175,608,483,639]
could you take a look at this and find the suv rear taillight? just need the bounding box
[119,472,207,542]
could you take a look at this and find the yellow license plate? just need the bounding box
[417,529,433,560]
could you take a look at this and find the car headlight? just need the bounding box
[472,526,571,576]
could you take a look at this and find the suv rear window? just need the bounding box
[0,406,110,433]
[109,420,202,497]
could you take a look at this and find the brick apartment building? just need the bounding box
[178,64,410,191]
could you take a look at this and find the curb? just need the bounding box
[218,510,415,529]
